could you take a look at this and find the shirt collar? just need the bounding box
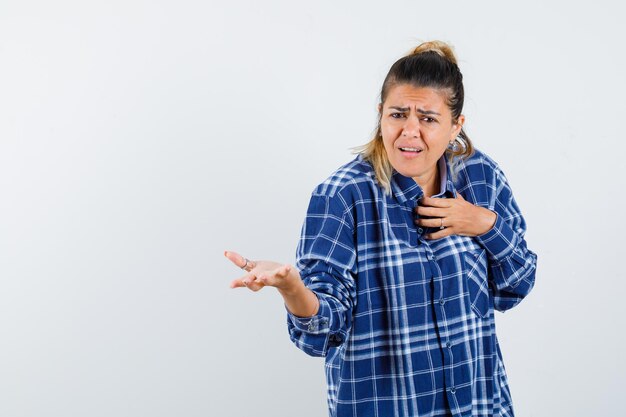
[390,155,457,204]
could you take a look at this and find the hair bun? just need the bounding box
[410,40,458,65]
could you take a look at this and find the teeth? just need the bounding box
[400,147,421,152]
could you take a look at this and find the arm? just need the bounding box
[473,168,537,312]
[225,192,357,357]
[288,193,357,357]
[415,166,537,312]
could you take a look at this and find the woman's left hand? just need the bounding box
[415,193,497,239]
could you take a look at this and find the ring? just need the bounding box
[241,258,250,270]
[440,218,445,230]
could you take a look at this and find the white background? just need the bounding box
[1,1,624,416]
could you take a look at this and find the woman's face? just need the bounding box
[380,84,464,183]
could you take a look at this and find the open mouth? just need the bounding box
[399,147,423,154]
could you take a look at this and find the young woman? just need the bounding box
[225,40,537,417]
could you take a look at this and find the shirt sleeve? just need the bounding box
[474,166,538,312]
[287,192,357,357]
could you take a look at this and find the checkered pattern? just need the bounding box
[287,149,537,417]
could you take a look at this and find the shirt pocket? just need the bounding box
[463,249,491,319]
[388,223,417,248]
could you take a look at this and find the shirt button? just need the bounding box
[450,387,456,394]
[446,342,452,349]
[329,334,341,343]
[439,299,445,305]
[417,228,424,234]
[428,254,435,261]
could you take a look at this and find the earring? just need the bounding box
[448,137,461,152]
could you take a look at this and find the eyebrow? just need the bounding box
[388,106,441,116]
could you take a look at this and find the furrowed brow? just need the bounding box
[387,106,441,116]
[416,108,441,116]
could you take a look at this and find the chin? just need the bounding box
[390,161,424,179]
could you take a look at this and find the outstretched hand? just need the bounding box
[415,192,497,239]
[224,250,299,293]
[224,250,319,317]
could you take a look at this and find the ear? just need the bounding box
[377,103,382,114]
[451,114,465,138]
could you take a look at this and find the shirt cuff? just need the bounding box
[475,213,519,263]
[286,294,331,335]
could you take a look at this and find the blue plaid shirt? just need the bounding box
[287,149,537,417]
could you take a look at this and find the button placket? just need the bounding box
[427,250,459,405]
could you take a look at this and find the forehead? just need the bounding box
[384,84,449,111]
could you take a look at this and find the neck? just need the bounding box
[413,165,440,197]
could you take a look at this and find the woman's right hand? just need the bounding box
[224,250,320,317]
[224,250,301,293]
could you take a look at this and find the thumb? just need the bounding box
[455,191,465,201]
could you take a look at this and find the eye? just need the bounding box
[390,112,406,119]
[421,117,437,123]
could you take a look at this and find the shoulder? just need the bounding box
[452,147,509,189]
[452,148,512,207]
[456,147,503,177]
[310,154,377,200]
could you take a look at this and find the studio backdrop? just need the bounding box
[1,1,624,416]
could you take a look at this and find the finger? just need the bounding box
[229,271,256,289]
[415,206,446,217]
[224,250,244,267]
[230,278,246,289]
[244,279,265,292]
[425,227,454,240]
[238,272,266,292]
[224,250,256,271]
[455,192,465,201]
[258,264,292,287]
[419,196,451,208]
[278,264,291,277]
[415,217,448,228]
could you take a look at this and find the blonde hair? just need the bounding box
[353,40,474,195]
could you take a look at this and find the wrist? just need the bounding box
[281,281,319,318]
[278,278,305,298]
[477,208,497,235]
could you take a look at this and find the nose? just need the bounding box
[402,117,420,138]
